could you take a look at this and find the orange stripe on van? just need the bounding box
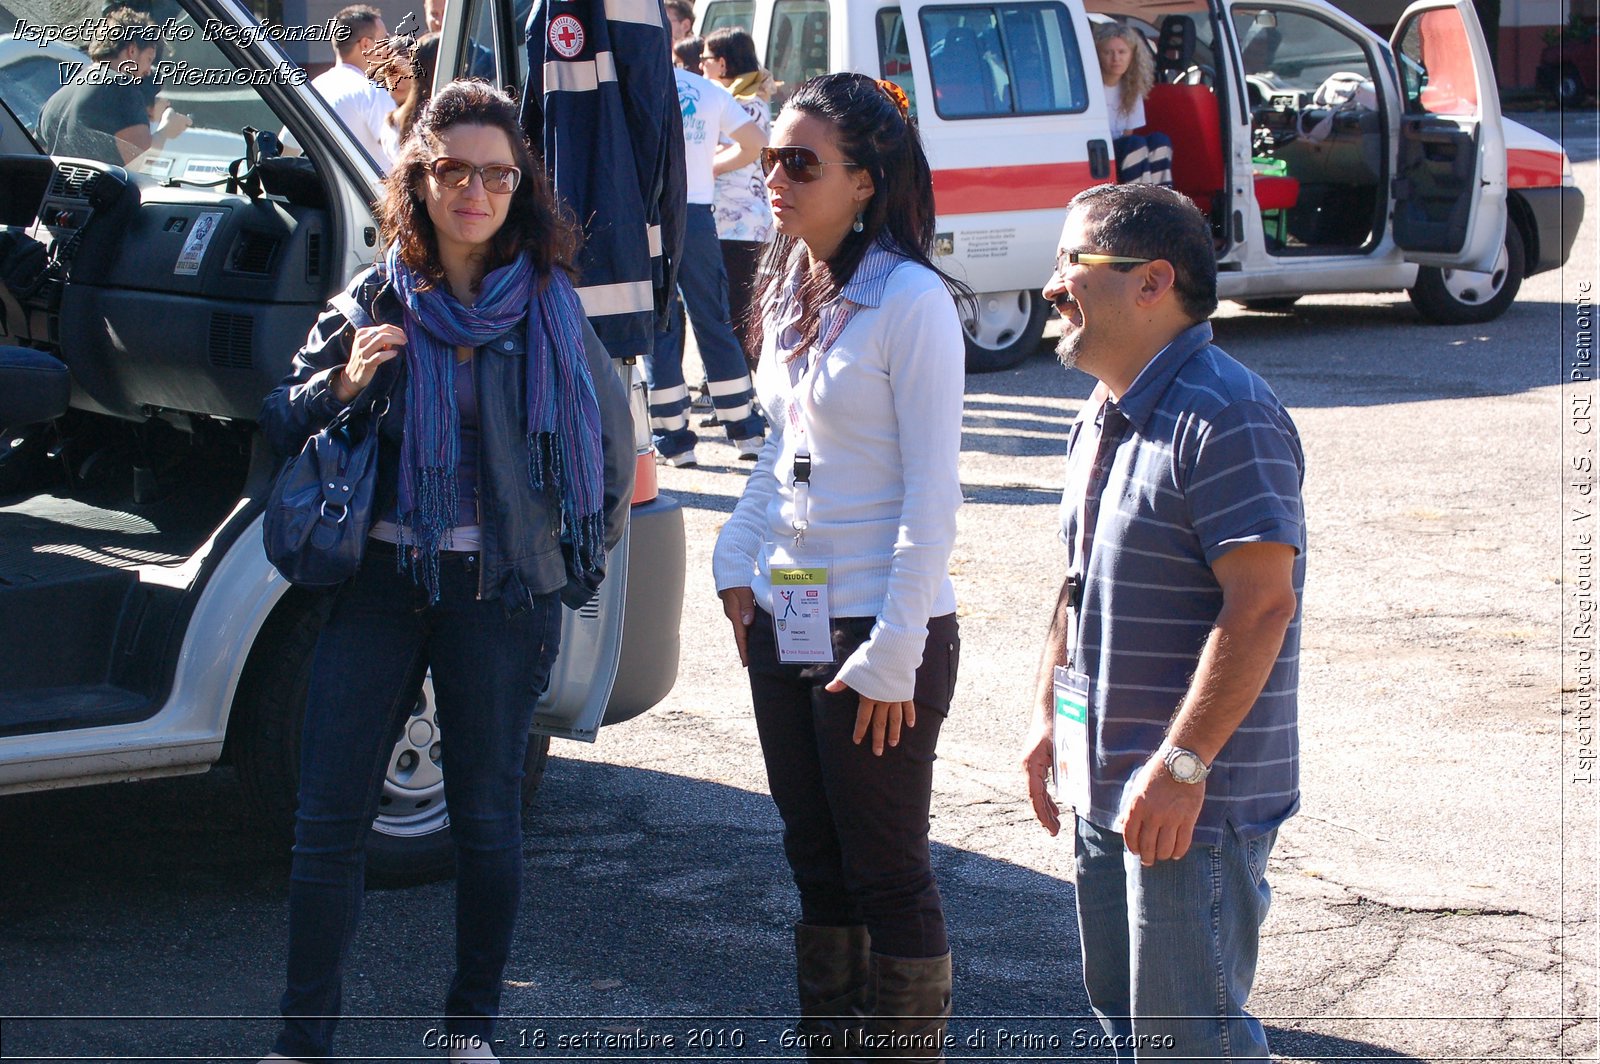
[932,162,1106,216]
[1507,148,1564,189]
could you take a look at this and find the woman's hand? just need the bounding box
[333,324,406,403]
[719,586,755,667]
[825,678,916,757]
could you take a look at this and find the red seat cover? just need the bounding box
[1253,175,1300,211]
[1142,83,1302,216]
[1141,83,1222,210]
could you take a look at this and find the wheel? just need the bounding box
[962,289,1049,373]
[231,601,553,886]
[1558,66,1585,108]
[1407,221,1525,325]
[1237,296,1301,312]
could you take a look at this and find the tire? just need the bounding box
[1407,221,1525,326]
[1558,66,1585,109]
[1237,296,1302,312]
[232,601,553,887]
[963,289,1050,373]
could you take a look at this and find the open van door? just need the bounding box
[1388,0,1506,272]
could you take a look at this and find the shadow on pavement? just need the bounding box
[0,757,1420,1063]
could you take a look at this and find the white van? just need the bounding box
[699,0,1585,371]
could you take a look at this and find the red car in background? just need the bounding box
[1537,32,1597,107]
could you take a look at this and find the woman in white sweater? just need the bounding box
[711,73,968,1062]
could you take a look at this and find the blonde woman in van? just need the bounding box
[1094,21,1173,186]
[713,73,969,1062]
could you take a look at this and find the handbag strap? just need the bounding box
[325,268,400,432]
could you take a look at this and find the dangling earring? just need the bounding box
[852,212,865,234]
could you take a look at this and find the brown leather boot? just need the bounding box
[793,923,870,1061]
[860,951,952,1062]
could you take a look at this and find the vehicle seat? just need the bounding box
[1142,82,1223,213]
[1155,16,1196,80]
[1142,84,1302,216]
[930,27,996,116]
[0,346,70,431]
[1254,175,1300,211]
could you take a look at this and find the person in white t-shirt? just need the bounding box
[282,5,397,170]
[701,27,776,369]
[646,62,767,467]
[1095,22,1172,186]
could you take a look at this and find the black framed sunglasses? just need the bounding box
[1055,248,1152,274]
[427,157,522,194]
[759,146,861,183]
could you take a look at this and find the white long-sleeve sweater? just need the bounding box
[712,248,965,702]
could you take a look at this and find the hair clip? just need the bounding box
[876,79,911,119]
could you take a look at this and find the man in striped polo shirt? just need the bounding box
[1022,183,1305,1059]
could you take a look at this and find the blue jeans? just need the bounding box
[1072,815,1276,1061]
[646,203,764,457]
[273,543,562,1061]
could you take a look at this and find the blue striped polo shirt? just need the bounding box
[1059,321,1305,845]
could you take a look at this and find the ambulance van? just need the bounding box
[700,0,1585,370]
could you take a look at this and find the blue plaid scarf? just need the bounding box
[385,245,605,601]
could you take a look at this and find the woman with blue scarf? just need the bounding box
[257,81,634,1064]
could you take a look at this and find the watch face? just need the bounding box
[1167,750,1204,782]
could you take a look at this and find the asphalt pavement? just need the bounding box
[2,109,1596,1063]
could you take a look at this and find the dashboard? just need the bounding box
[0,155,332,422]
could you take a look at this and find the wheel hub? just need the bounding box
[964,290,1033,350]
[1438,242,1510,307]
[375,675,450,838]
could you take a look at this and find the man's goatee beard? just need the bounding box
[1055,333,1080,371]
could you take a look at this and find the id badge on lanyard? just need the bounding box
[768,348,832,664]
[1052,395,1104,814]
[766,540,833,663]
[1052,666,1093,814]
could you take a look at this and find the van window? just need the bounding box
[919,3,1087,120]
[1394,9,1480,117]
[877,9,918,118]
[1230,7,1375,95]
[767,0,830,107]
[703,0,756,36]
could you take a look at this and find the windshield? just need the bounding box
[0,0,306,182]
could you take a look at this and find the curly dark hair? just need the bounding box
[377,80,579,292]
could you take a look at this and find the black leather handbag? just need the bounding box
[264,271,397,589]
[263,383,392,589]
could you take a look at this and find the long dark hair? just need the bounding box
[748,72,972,359]
[377,80,578,291]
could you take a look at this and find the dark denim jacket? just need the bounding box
[259,266,635,609]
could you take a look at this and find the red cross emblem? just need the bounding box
[549,14,585,58]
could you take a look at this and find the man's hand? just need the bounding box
[1020,716,1060,836]
[718,586,755,667]
[824,678,914,756]
[1116,753,1205,866]
[153,107,191,143]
